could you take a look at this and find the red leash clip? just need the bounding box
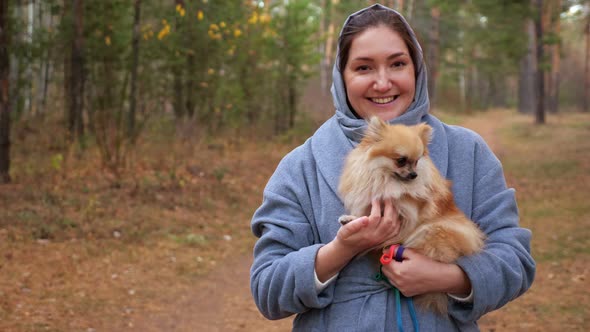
[380,244,405,265]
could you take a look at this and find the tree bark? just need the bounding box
[68,0,85,141]
[0,0,11,183]
[534,0,545,124]
[172,0,184,119]
[320,0,336,95]
[24,0,33,115]
[10,0,22,119]
[35,0,49,115]
[548,1,561,114]
[545,0,561,114]
[584,16,589,113]
[519,15,536,114]
[427,7,440,106]
[406,0,415,21]
[128,0,141,140]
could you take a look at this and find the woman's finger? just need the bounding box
[369,199,382,222]
[339,216,369,237]
[382,200,394,221]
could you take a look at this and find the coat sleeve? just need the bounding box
[250,149,336,320]
[448,137,536,323]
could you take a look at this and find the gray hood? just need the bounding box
[331,3,430,143]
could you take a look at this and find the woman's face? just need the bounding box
[343,25,416,121]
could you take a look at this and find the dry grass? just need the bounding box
[457,110,590,331]
[0,115,299,331]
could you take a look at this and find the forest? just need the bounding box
[0,0,588,182]
[0,1,589,331]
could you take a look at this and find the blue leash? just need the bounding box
[375,256,419,331]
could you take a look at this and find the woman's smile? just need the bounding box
[369,95,398,105]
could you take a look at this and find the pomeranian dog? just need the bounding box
[338,116,485,315]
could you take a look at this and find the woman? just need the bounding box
[250,4,535,331]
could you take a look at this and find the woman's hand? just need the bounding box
[380,247,472,297]
[315,200,401,283]
[335,199,401,255]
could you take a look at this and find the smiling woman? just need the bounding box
[250,3,535,331]
[342,25,416,121]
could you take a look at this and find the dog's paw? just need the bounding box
[338,215,357,226]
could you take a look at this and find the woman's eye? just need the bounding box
[355,65,370,71]
[391,61,406,68]
[396,157,408,167]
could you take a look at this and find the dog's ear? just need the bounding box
[415,123,433,148]
[364,116,387,143]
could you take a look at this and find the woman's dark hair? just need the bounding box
[337,7,421,76]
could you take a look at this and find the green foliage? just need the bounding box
[170,233,208,247]
[213,166,228,182]
[8,0,585,145]
[50,153,63,171]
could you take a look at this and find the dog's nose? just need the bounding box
[408,172,417,180]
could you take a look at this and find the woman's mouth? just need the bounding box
[369,95,399,104]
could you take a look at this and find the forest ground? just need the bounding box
[1,107,589,331]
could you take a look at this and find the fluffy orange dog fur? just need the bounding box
[338,117,485,315]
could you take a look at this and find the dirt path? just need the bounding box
[130,254,292,332]
[132,112,505,332]
[459,111,505,157]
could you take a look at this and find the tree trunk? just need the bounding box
[406,0,415,21]
[320,0,335,95]
[68,0,85,141]
[172,0,184,119]
[0,0,11,183]
[288,74,296,130]
[534,0,545,124]
[128,0,141,140]
[24,0,33,115]
[583,14,590,112]
[41,11,53,116]
[545,0,561,114]
[518,18,536,114]
[549,1,561,114]
[427,7,440,106]
[584,16,589,113]
[10,0,22,120]
[35,0,50,115]
[185,23,195,119]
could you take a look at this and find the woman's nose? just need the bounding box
[373,71,391,92]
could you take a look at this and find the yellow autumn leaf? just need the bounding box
[260,13,271,24]
[158,25,170,40]
[197,10,204,21]
[248,12,258,25]
[105,36,111,46]
[233,29,242,38]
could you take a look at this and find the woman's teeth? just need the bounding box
[371,96,396,104]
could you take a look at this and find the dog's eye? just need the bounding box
[396,157,408,167]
